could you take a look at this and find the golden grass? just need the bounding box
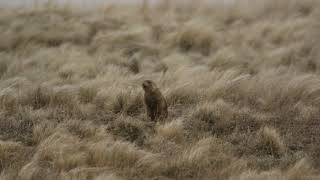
[0,0,320,179]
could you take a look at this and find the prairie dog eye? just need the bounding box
[142,81,150,90]
[142,82,147,88]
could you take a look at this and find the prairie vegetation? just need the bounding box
[0,0,320,179]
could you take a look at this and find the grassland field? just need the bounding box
[0,0,320,179]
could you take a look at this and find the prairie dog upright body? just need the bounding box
[142,80,168,121]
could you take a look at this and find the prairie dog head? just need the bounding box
[142,80,157,93]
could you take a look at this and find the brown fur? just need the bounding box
[142,80,168,121]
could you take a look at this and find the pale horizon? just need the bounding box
[0,0,235,7]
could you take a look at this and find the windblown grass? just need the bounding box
[0,0,320,179]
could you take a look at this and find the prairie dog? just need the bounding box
[142,80,168,121]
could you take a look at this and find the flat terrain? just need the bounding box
[0,0,320,179]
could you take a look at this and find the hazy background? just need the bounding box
[0,0,234,7]
[1,0,141,7]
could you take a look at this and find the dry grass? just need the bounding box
[0,0,320,179]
